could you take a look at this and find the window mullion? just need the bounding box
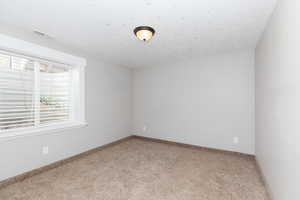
[69,69,75,121]
[34,61,40,126]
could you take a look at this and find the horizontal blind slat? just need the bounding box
[0,106,69,112]
[0,116,34,120]
[0,118,35,124]
[0,123,35,129]
[39,116,69,121]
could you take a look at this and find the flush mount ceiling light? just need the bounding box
[134,26,155,41]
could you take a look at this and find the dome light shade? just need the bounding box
[134,26,155,41]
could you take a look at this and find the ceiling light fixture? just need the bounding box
[134,26,155,41]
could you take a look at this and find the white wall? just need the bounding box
[0,47,132,181]
[255,1,300,199]
[133,51,255,154]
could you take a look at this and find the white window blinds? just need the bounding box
[0,52,72,131]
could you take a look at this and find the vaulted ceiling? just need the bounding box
[0,0,277,68]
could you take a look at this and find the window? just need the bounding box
[0,50,85,136]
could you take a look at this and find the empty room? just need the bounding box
[0,0,298,199]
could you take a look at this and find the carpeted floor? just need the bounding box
[0,137,269,200]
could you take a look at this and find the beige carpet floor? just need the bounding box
[0,138,269,200]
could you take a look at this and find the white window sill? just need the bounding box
[0,122,88,142]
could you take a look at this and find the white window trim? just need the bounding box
[0,122,87,142]
[0,33,87,141]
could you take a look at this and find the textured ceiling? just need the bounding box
[0,0,276,68]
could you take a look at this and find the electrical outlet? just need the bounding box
[233,137,239,144]
[42,146,49,155]
[143,125,147,132]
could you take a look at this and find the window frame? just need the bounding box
[0,34,87,141]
